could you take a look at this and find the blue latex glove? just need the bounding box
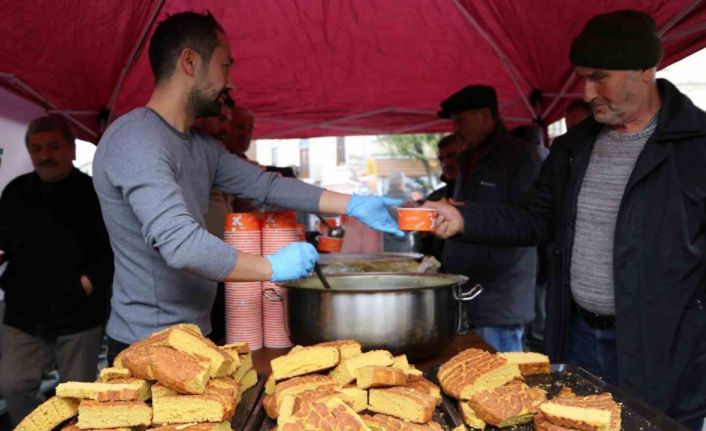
[346,194,405,237]
[267,242,319,282]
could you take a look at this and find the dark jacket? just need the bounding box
[444,129,544,326]
[458,79,706,420]
[0,168,113,338]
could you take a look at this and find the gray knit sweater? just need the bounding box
[570,115,658,315]
[93,108,323,343]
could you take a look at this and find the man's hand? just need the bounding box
[267,242,319,282]
[424,201,465,239]
[80,274,94,296]
[346,194,404,237]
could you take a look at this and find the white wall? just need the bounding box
[0,87,43,193]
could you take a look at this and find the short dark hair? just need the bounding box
[566,99,592,115]
[25,115,75,147]
[148,11,224,82]
[437,134,460,149]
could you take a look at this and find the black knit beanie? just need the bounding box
[570,10,663,70]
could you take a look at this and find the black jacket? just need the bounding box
[0,168,113,338]
[444,129,544,326]
[458,79,706,420]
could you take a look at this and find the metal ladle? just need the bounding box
[315,214,345,238]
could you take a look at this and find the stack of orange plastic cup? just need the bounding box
[223,212,263,349]
[261,211,298,348]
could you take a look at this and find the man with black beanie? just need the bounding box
[426,10,706,428]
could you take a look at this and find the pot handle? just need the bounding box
[453,283,483,302]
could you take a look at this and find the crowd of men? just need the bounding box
[0,8,704,430]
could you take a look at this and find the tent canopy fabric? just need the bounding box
[2,0,706,141]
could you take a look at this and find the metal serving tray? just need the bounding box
[242,372,461,431]
[241,365,688,430]
[232,374,266,431]
[428,364,688,431]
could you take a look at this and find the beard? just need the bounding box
[189,85,226,119]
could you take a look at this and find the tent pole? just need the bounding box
[451,0,537,119]
[541,74,576,120]
[662,20,706,41]
[658,0,703,37]
[0,72,97,138]
[104,0,166,128]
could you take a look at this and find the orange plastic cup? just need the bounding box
[397,207,438,231]
[317,235,343,253]
[225,212,261,232]
[262,211,297,229]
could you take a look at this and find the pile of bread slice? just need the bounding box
[15,324,259,431]
[263,340,445,430]
[438,349,621,431]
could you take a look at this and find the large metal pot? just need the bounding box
[318,253,423,274]
[277,273,482,360]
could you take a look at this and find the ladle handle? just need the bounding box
[313,263,333,289]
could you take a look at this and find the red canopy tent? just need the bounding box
[2,0,706,141]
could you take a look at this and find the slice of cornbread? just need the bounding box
[539,403,612,431]
[392,355,410,370]
[61,424,134,431]
[265,374,340,418]
[534,411,575,431]
[316,340,363,360]
[271,345,341,380]
[207,376,242,402]
[549,393,621,431]
[459,401,487,430]
[218,347,241,376]
[152,394,235,425]
[157,327,231,378]
[152,323,203,337]
[404,377,441,406]
[147,422,232,431]
[97,367,132,382]
[150,346,210,394]
[278,396,371,431]
[119,344,157,380]
[265,375,277,395]
[341,386,368,413]
[15,396,79,431]
[497,352,551,376]
[437,348,521,400]
[232,353,253,381]
[238,368,258,394]
[222,341,250,354]
[277,387,341,425]
[368,387,436,424]
[152,384,178,398]
[469,382,543,427]
[330,350,393,385]
[405,368,424,382]
[56,379,151,401]
[356,366,407,389]
[77,400,152,429]
[361,413,444,431]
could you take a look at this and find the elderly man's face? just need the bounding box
[452,108,493,148]
[576,67,651,127]
[27,130,75,182]
[224,107,254,155]
[438,139,462,181]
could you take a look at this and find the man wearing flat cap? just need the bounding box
[427,10,706,428]
[437,84,544,352]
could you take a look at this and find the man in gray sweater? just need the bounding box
[92,11,403,361]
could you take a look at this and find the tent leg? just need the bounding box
[104,0,166,128]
